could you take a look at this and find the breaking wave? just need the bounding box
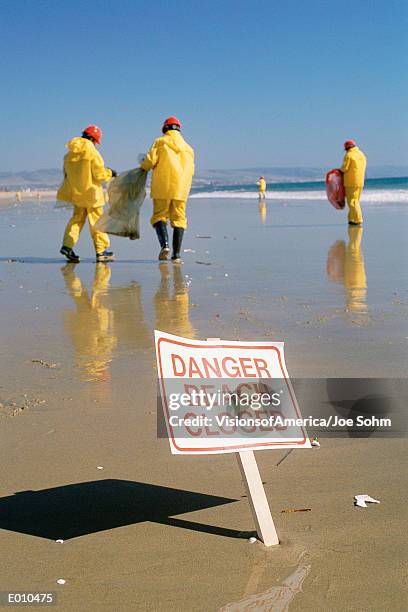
[190,189,408,203]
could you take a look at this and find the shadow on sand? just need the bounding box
[0,479,248,541]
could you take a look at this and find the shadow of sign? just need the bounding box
[0,479,242,541]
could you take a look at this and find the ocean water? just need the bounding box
[190,176,408,202]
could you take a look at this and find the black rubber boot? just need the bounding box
[154,221,170,261]
[96,250,115,262]
[60,246,80,263]
[172,227,184,263]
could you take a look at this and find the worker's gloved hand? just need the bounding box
[108,168,118,177]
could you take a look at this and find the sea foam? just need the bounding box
[190,189,408,203]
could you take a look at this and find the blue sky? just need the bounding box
[1,0,407,172]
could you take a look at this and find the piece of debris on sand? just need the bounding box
[32,359,60,369]
[0,395,46,417]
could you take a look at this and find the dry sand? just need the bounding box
[0,195,407,611]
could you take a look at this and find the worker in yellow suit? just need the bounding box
[57,125,117,263]
[140,116,195,263]
[340,140,367,226]
[257,176,266,199]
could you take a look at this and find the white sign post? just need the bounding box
[236,450,279,546]
[155,331,311,547]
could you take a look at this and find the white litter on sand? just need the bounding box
[354,494,380,508]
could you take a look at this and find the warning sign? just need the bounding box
[155,331,311,455]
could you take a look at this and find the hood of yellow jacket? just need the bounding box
[65,137,96,161]
[159,130,190,154]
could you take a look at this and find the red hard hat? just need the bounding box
[344,139,356,150]
[83,125,102,144]
[163,116,181,129]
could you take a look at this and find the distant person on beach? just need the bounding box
[57,125,117,263]
[140,116,195,263]
[340,140,367,226]
[257,176,266,199]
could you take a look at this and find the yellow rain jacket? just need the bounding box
[140,130,195,200]
[57,137,113,208]
[258,178,266,192]
[341,146,367,187]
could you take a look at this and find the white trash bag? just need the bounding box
[95,168,147,240]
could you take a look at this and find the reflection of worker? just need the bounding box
[327,227,367,313]
[57,125,117,263]
[154,265,195,338]
[258,200,266,224]
[62,265,152,382]
[257,176,266,199]
[61,263,116,382]
[140,117,195,263]
[340,140,367,226]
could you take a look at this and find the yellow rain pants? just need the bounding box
[151,199,187,229]
[345,186,363,225]
[63,205,110,253]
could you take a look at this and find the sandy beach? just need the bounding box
[0,195,407,611]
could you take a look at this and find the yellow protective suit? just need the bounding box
[140,130,194,228]
[57,137,112,252]
[258,178,266,193]
[341,146,367,224]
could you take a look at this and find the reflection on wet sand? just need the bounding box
[62,263,116,382]
[62,263,195,383]
[154,265,196,339]
[62,264,151,382]
[258,200,267,224]
[327,227,367,314]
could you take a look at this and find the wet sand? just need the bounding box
[0,195,407,610]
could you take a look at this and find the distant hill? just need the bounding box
[0,165,407,190]
[0,169,62,189]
